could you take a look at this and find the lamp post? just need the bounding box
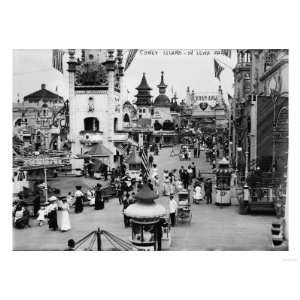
[236,146,242,181]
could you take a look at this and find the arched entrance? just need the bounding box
[114,118,118,131]
[84,117,99,132]
[123,113,130,123]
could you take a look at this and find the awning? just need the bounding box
[126,148,142,164]
[114,142,127,155]
[88,143,113,157]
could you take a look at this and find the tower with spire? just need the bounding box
[67,49,128,168]
[152,71,172,121]
[135,73,152,119]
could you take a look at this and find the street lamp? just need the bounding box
[236,146,242,178]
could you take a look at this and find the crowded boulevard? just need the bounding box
[13,141,277,251]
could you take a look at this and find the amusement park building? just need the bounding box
[128,72,178,146]
[13,84,66,151]
[232,50,288,177]
[180,85,228,134]
[67,49,130,167]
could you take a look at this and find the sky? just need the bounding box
[13,49,237,103]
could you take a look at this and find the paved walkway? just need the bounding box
[13,147,276,251]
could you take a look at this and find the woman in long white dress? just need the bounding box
[193,184,203,204]
[60,198,71,232]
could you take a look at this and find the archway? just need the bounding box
[114,118,118,131]
[123,113,130,123]
[84,117,99,132]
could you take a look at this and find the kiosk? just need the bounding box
[215,157,232,206]
[126,148,143,181]
[124,184,171,250]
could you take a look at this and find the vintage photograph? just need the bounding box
[12,49,288,251]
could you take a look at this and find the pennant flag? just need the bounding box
[52,49,64,73]
[124,49,138,72]
[221,49,232,58]
[140,149,150,179]
[214,59,224,81]
[228,93,233,101]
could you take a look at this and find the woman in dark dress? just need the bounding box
[123,195,130,227]
[33,195,41,217]
[48,196,58,231]
[74,186,84,213]
[94,183,104,210]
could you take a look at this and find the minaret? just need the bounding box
[217,85,223,105]
[67,49,77,154]
[157,71,168,95]
[186,86,191,106]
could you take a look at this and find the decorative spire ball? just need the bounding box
[108,49,114,60]
[68,49,76,60]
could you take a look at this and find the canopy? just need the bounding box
[126,148,142,164]
[124,184,165,219]
[88,143,113,157]
[218,157,229,166]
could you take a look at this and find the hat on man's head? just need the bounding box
[75,185,82,190]
[49,196,57,202]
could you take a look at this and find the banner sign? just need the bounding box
[193,93,218,108]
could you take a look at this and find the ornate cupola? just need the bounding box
[171,92,179,112]
[154,71,171,107]
[135,73,152,106]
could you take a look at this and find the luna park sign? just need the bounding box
[194,94,218,111]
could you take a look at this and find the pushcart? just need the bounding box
[176,189,192,224]
[179,145,192,161]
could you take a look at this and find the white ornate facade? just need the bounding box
[67,49,127,167]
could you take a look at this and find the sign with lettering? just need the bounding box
[75,90,107,95]
[194,93,218,108]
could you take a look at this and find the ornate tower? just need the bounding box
[135,73,152,119]
[67,49,125,168]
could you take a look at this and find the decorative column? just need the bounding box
[117,49,124,130]
[67,49,78,154]
[250,94,257,168]
[105,49,116,168]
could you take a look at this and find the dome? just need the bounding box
[124,202,166,219]
[124,184,166,219]
[153,94,171,107]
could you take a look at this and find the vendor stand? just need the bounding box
[124,184,170,250]
[177,189,192,224]
[215,157,232,206]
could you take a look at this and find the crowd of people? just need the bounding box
[13,133,222,236]
[12,182,106,231]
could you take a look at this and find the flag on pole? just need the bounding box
[140,149,150,178]
[52,49,64,73]
[124,49,138,72]
[214,59,224,81]
[221,49,232,58]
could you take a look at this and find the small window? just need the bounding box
[139,109,142,113]
[143,108,146,113]
[89,54,94,60]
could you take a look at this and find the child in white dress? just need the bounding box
[37,206,46,226]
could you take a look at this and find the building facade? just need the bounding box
[67,49,128,167]
[232,49,288,181]
[13,84,66,152]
